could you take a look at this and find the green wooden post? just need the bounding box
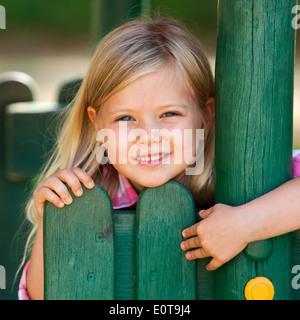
[215,0,296,299]
[136,181,196,299]
[44,186,115,300]
[92,0,151,43]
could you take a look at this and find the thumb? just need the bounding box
[199,208,212,219]
[206,258,222,271]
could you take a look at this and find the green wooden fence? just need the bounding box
[44,181,204,300]
[0,72,36,300]
[0,73,81,299]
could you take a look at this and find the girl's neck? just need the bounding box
[128,171,186,194]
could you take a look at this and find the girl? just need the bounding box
[18,17,300,300]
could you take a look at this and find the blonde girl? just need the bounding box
[19,17,215,300]
[19,17,300,300]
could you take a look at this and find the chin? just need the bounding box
[141,177,170,188]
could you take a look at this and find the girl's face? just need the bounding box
[88,68,206,193]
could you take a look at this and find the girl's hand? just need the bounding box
[181,203,253,271]
[33,167,94,220]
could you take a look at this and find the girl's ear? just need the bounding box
[204,97,215,131]
[87,106,100,131]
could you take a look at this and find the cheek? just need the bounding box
[109,128,139,164]
[173,128,200,165]
[168,125,197,165]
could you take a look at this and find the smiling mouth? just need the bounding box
[134,153,170,165]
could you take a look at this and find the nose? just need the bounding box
[135,119,162,146]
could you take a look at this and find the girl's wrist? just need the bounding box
[235,203,263,244]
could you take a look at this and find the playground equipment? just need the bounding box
[0,0,298,299]
[0,73,81,300]
[0,72,36,300]
[44,0,299,300]
[44,182,202,300]
[214,0,297,299]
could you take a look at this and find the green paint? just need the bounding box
[136,181,196,299]
[44,181,200,299]
[44,186,114,300]
[214,0,296,300]
[244,239,273,262]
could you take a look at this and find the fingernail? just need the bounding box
[65,197,72,204]
[76,189,83,196]
[88,181,94,188]
[180,242,185,250]
[182,230,186,237]
[58,201,64,207]
[186,252,191,259]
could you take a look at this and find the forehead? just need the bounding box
[102,68,197,114]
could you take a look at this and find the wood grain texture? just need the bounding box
[44,185,114,300]
[136,181,197,299]
[291,230,300,299]
[114,212,136,299]
[44,181,201,300]
[215,0,296,299]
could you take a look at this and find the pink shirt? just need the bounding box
[18,151,300,299]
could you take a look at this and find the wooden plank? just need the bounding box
[114,211,136,300]
[44,185,114,300]
[136,181,196,300]
[291,230,300,300]
[194,214,215,300]
[214,0,296,299]
[256,234,293,300]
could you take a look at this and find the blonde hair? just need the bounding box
[22,17,215,266]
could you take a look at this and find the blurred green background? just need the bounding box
[1,0,217,37]
[0,0,218,103]
[1,0,299,145]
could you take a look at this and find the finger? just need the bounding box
[182,222,199,238]
[34,187,65,209]
[71,167,95,189]
[57,168,94,195]
[185,247,210,260]
[181,236,201,250]
[55,169,85,197]
[43,176,73,204]
[206,258,223,271]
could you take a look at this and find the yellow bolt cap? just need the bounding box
[244,277,275,300]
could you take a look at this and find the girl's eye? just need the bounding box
[117,115,133,121]
[162,112,179,118]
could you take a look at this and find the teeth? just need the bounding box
[138,153,168,162]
